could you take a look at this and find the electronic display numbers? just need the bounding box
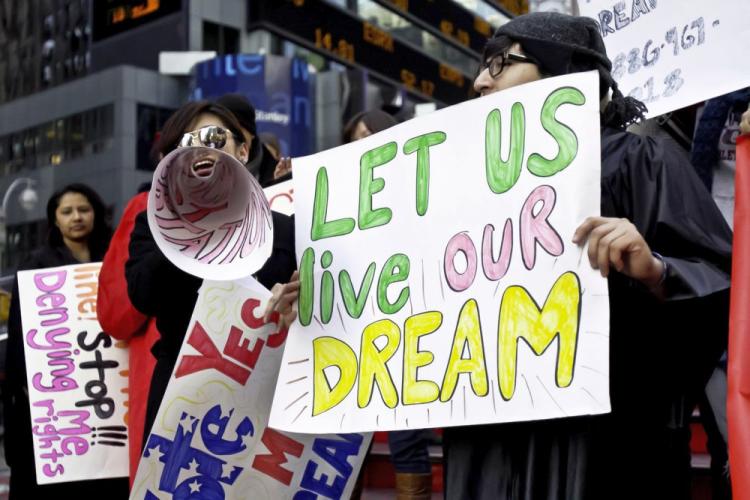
[250,0,474,105]
[373,0,494,55]
[486,0,528,16]
[92,0,182,41]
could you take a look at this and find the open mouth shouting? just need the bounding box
[191,157,216,177]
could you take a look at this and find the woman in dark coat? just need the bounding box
[3,183,128,498]
[124,101,297,448]
[443,13,733,500]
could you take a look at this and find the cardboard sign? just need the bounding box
[131,279,370,499]
[269,72,610,434]
[18,263,129,484]
[579,0,750,117]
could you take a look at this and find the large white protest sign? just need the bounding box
[18,263,129,484]
[269,71,609,435]
[131,279,370,499]
[579,0,750,117]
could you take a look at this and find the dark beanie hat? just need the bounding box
[495,12,611,77]
[492,12,647,129]
[216,93,257,136]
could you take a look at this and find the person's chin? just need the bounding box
[66,232,90,242]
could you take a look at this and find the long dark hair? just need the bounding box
[153,100,246,160]
[46,183,111,260]
[343,110,398,143]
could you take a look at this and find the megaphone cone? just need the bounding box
[147,146,274,281]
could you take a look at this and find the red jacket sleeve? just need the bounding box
[98,192,150,340]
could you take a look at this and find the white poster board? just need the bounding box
[579,0,750,117]
[18,263,129,484]
[269,71,610,434]
[131,279,370,499]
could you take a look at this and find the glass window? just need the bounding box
[352,0,478,76]
[9,134,23,173]
[38,121,54,167]
[82,104,114,155]
[67,112,84,159]
[23,129,37,169]
[136,104,176,171]
[282,39,326,72]
[0,0,91,103]
[0,136,9,176]
[0,104,114,171]
[203,21,241,55]
[3,220,46,272]
[203,21,220,52]
[50,119,65,165]
[453,0,511,28]
[97,105,114,151]
[224,26,240,55]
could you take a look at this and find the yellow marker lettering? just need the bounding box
[497,271,581,400]
[402,311,442,405]
[440,299,488,401]
[312,337,358,416]
[358,319,400,408]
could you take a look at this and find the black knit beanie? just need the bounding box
[492,12,647,129]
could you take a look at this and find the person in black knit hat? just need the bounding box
[442,12,732,499]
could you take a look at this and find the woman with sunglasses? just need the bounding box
[124,101,297,447]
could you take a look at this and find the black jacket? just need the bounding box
[443,127,732,500]
[3,246,129,498]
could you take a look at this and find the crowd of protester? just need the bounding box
[1,10,749,500]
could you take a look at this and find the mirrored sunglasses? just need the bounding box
[178,125,236,149]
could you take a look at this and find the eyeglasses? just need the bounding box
[481,52,536,79]
[178,125,238,149]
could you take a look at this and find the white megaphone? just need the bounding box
[147,146,274,281]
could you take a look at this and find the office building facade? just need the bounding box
[0,0,514,273]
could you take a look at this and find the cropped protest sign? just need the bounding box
[18,263,129,484]
[264,179,295,216]
[579,0,750,117]
[131,279,370,499]
[269,71,610,434]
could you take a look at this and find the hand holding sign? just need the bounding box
[741,105,750,136]
[273,157,292,179]
[573,216,664,287]
[264,270,300,331]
